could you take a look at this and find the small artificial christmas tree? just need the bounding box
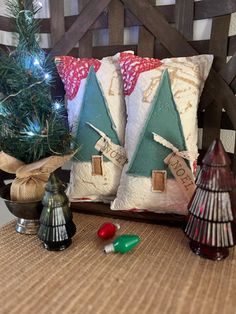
[0,0,72,164]
[185,139,235,260]
[38,173,76,251]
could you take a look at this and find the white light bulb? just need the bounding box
[26,131,35,136]
[44,73,50,80]
[53,102,61,110]
[33,58,40,66]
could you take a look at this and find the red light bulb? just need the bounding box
[97,222,120,240]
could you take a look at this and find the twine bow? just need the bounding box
[152,133,197,201]
[86,122,112,144]
[86,122,127,168]
[152,133,198,161]
[0,152,73,202]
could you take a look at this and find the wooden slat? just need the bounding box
[22,0,33,10]
[175,0,194,40]
[1,0,236,34]
[64,11,108,32]
[1,1,236,33]
[202,103,222,150]
[229,35,236,55]
[49,0,65,46]
[198,111,234,130]
[148,0,156,5]
[154,43,172,59]
[92,44,137,59]
[78,32,93,58]
[200,15,231,112]
[3,25,234,59]
[108,0,124,45]
[137,26,155,57]
[0,16,14,32]
[220,52,236,85]
[209,15,231,71]
[48,0,65,100]
[122,0,236,131]
[78,0,90,13]
[232,137,236,174]
[231,76,236,94]
[78,0,93,58]
[195,0,236,20]
[201,70,236,130]
[123,0,196,57]
[3,35,235,56]
[70,201,185,226]
[50,0,113,56]
[202,15,231,150]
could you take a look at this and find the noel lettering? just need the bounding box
[99,140,127,166]
[169,158,194,191]
[164,153,196,201]
[95,137,127,168]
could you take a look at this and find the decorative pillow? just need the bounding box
[111,53,213,215]
[56,52,132,202]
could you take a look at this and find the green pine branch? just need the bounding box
[0,0,73,163]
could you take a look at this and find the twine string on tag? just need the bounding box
[86,122,112,144]
[152,133,198,161]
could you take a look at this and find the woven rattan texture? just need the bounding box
[0,213,235,314]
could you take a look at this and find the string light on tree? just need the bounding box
[33,58,40,66]
[53,102,62,111]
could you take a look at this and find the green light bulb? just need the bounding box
[104,234,140,254]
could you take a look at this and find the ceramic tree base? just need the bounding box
[190,240,229,261]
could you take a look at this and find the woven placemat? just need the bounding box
[0,213,235,314]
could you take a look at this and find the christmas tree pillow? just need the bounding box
[111,53,213,215]
[56,52,132,202]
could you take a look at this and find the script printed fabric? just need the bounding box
[111,54,213,214]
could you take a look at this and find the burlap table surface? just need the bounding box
[0,213,235,314]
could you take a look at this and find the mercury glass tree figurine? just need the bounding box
[185,139,235,260]
[38,173,76,251]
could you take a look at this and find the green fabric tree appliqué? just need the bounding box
[74,67,120,161]
[127,70,188,178]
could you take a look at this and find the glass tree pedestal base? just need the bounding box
[42,239,72,251]
[190,240,229,261]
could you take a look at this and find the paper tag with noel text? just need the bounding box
[95,137,127,169]
[164,153,196,201]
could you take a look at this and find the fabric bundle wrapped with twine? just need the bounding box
[0,151,72,202]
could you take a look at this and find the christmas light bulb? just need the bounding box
[33,58,40,66]
[44,73,50,80]
[97,222,120,240]
[25,131,35,136]
[104,235,140,254]
[53,102,61,110]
